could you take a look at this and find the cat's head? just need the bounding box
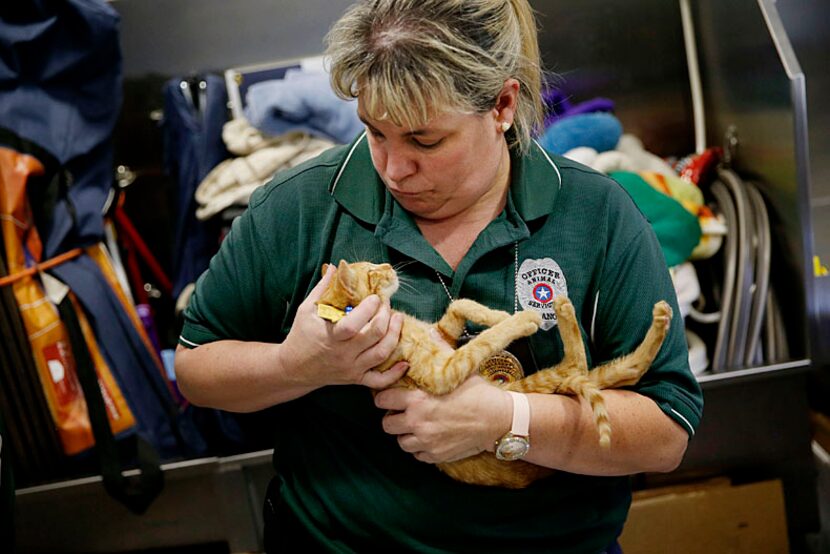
[317,260,399,311]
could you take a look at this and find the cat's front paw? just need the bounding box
[653,301,673,330]
[519,309,542,325]
[516,310,542,335]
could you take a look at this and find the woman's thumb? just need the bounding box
[307,262,335,301]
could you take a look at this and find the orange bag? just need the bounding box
[0,147,135,455]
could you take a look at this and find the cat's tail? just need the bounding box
[571,378,611,448]
[548,374,611,448]
[508,372,611,447]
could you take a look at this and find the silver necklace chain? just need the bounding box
[434,242,519,315]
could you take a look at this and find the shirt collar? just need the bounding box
[328,132,385,225]
[510,139,562,221]
[329,133,562,225]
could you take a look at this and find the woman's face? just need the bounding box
[358,100,510,222]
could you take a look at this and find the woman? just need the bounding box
[175,0,703,551]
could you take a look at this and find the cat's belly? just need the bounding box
[438,453,555,489]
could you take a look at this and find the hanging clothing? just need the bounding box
[50,253,207,459]
[244,69,363,144]
[0,0,122,255]
[162,73,230,299]
[194,120,335,220]
[0,0,208,501]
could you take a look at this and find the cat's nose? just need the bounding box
[380,263,392,270]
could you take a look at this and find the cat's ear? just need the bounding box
[321,263,332,277]
[336,260,356,294]
[369,269,387,291]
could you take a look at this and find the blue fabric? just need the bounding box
[50,256,207,460]
[162,74,229,298]
[245,70,363,144]
[162,76,254,452]
[0,0,122,255]
[539,112,623,155]
[0,0,208,461]
[0,0,121,163]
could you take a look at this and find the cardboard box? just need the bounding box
[619,479,789,553]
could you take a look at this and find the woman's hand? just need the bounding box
[375,375,512,463]
[278,265,408,390]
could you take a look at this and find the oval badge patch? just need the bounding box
[517,257,568,330]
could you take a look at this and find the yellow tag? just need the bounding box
[815,256,829,277]
[317,303,346,323]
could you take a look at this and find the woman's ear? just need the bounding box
[492,78,520,131]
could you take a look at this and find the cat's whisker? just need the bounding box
[393,260,416,272]
[396,275,420,295]
[397,282,419,296]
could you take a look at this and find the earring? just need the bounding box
[501,121,511,133]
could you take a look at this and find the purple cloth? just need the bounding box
[543,88,615,127]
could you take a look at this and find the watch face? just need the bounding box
[495,434,530,461]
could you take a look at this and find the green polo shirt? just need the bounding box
[182,134,703,553]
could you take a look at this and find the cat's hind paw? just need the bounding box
[553,295,576,319]
[653,301,673,330]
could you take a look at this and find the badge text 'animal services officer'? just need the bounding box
[517,257,568,331]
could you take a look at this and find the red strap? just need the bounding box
[113,207,173,296]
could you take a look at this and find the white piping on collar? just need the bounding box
[330,131,367,195]
[532,139,562,190]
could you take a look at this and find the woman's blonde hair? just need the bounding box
[326,0,544,153]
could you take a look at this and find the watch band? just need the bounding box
[507,391,530,437]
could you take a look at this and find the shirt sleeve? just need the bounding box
[179,189,290,348]
[592,192,704,438]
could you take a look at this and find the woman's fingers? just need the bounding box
[397,433,421,454]
[331,295,381,341]
[360,361,408,390]
[355,311,402,368]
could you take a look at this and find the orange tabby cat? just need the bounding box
[316,260,673,488]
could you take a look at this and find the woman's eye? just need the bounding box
[414,139,442,149]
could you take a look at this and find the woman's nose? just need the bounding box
[384,148,416,183]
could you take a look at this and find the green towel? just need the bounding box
[610,171,702,267]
